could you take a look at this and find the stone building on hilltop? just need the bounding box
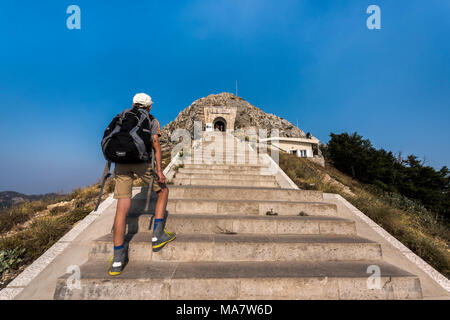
[159,92,324,165]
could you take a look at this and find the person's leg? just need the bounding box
[109,164,133,276]
[154,186,168,219]
[109,198,130,276]
[151,183,175,251]
[138,164,175,251]
[153,185,175,235]
[113,198,131,246]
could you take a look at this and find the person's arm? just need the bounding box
[152,134,166,183]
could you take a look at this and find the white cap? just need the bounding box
[133,93,154,107]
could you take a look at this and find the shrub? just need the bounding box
[0,247,26,275]
[266,209,278,216]
[174,164,185,173]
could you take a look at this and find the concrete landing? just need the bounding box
[54,260,422,300]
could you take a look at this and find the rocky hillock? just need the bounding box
[159,92,311,152]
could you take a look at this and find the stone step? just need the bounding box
[134,185,324,202]
[199,153,263,158]
[54,260,422,299]
[199,154,263,159]
[200,154,261,158]
[187,160,266,166]
[89,233,382,262]
[182,164,268,170]
[189,161,265,166]
[174,173,276,181]
[207,149,263,157]
[177,168,272,175]
[191,141,246,146]
[196,149,260,154]
[126,214,356,235]
[190,150,260,153]
[173,177,279,187]
[186,153,262,157]
[130,199,337,216]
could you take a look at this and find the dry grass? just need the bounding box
[278,152,450,278]
[0,179,115,289]
[49,204,72,216]
[0,201,51,234]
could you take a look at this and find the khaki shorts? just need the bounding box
[113,162,166,199]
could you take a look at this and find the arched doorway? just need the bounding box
[213,117,227,132]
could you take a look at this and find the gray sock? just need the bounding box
[113,245,127,263]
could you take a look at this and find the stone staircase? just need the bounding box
[54,132,422,299]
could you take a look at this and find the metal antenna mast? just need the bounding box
[235,80,238,96]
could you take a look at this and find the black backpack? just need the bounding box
[101,108,154,163]
[95,108,157,211]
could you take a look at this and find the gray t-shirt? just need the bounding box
[149,116,161,137]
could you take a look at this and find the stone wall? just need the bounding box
[203,106,237,132]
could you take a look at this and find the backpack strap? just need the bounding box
[129,109,152,161]
[118,108,131,124]
[138,109,152,128]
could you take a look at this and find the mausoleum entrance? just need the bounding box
[213,117,227,132]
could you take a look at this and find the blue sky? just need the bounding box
[0,0,449,194]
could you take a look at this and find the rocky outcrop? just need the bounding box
[160,92,309,152]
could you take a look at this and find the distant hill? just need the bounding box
[0,191,61,210]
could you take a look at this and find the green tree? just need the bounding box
[325,132,449,220]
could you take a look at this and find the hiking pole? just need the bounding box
[95,161,112,211]
[144,149,156,212]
